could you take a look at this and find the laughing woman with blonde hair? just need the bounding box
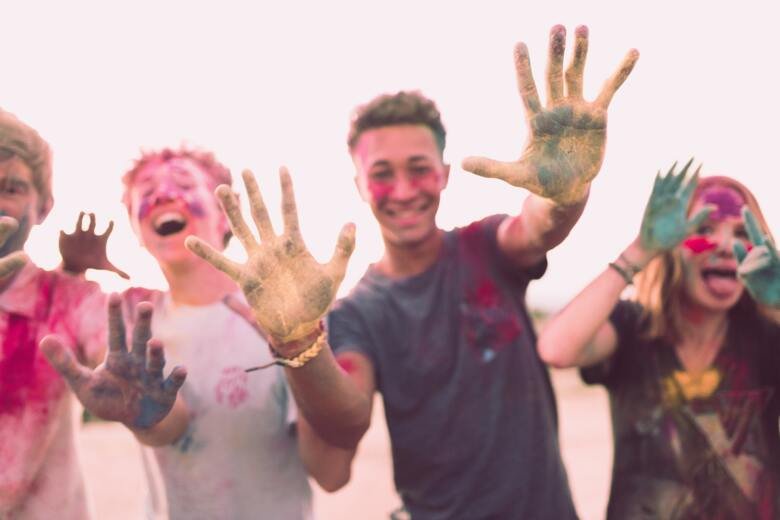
[538,161,780,519]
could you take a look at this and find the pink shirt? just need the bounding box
[0,262,106,519]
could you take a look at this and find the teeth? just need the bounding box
[153,211,186,229]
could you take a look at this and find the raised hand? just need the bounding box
[734,208,780,308]
[0,216,27,278]
[185,168,355,350]
[639,159,711,253]
[39,294,186,429]
[463,25,639,205]
[59,212,129,279]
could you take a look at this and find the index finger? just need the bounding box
[107,293,129,355]
[742,207,766,247]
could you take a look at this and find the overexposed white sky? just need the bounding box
[5,1,779,310]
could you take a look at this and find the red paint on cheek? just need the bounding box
[683,236,717,254]
[366,181,393,204]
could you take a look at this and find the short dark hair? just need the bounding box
[347,91,446,154]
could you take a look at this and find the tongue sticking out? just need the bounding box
[703,274,740,297]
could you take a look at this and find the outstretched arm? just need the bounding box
[734,208,780,309]
[0,216,27,279]
[463,25,639,267]
[186,168,371,449]
[59,212,129,279]
[40,294,188,445]
[538,161,711,368]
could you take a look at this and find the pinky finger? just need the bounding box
[163,366,188,395]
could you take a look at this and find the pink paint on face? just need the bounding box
[214,366,249,409]
[136,179,207,221]
[698,186,745,221]
[365,180,394,205]
[682,235,718,254]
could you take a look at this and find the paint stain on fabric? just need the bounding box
[214,366,249,408]
[0,276,65,416]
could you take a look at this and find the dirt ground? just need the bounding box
[78,368,613,520]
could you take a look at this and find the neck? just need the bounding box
[377,228,444,278]
[678,303,729,349]
[160,258,237,306]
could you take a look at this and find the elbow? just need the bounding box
[537,334,574,369]
[315,465,352,493]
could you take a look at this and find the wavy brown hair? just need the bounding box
[634,175,773,343]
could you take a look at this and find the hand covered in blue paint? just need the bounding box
[734,208,780,308]
[462,25,639,205]
[0,216,27,278]
[40,294,186,430]
[59,212,129,279]
[639,160,711,254]
[185,168,355,350]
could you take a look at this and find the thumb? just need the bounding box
[461,156,516,183]
[106,261,130,280]
[687,204,714,234]
[39,335,92,389]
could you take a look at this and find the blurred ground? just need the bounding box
[79,368,613,520]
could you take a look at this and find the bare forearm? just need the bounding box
[285,347,371,450]
[132,395,189,447]
[539,239,654,367]
[501,190,589,263]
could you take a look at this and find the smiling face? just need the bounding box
[0,150,41,256]
[677,185,752,312]
[127,157,228,267]
[352,124,449,249]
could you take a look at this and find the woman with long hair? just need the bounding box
[538,161,780,518]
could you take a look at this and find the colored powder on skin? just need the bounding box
[137,190,206,220]
[337,357,357,375]
[699,186,745,221]
[683,236,717,254]
[366,181,393,204]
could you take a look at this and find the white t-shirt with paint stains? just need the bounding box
[132,290,312,520]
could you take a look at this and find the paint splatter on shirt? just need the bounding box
[582,301,780,519]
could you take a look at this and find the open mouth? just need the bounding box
[701,267,737,280]
[153,211,187,236]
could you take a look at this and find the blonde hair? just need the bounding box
[0,108,53,217]
[634,175,772,343]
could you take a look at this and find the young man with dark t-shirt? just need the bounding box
[187,25,639,518]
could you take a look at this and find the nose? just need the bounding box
[390,175,418,201]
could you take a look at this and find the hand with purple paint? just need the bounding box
[0,216,27,278]
[40,294,187,430]
[59,212,129,279]
[185,168,355,352]
[462,25,639,205]
[734,207,780,308]
[639,159,712,254]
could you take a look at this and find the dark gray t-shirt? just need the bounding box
[328,215,576,519]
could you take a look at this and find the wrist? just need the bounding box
[623,238,657,271]
[270,323,323,359]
